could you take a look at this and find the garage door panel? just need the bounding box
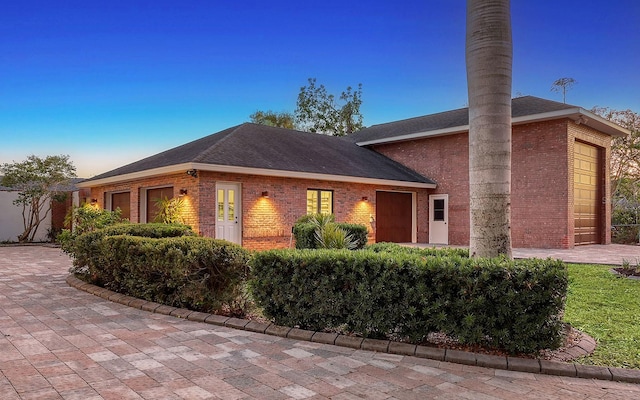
[574,142,600,245]
[376,191,412,243]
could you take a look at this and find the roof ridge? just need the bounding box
[367,106,469,130]
[365,96,578,131]
[515,95,579,109]
[191,124,246,163]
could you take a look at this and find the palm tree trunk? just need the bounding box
[466,0,513,258]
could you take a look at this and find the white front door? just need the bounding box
[429,194,448,244]
[216,183,241,244]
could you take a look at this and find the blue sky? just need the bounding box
[2,1,639,177]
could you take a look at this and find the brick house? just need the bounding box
[77,96,628,250]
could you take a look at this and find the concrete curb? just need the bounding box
[65,274,640,383]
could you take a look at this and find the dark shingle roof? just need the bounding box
[84,123,434,185]
[348,96,578,143]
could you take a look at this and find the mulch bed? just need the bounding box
[613,267,640,278]
[419,322,585,361]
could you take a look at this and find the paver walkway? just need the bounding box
[1,246,640,399]
[514,244,640,266]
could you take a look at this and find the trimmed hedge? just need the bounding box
[365,242,470,257]
[65,224,250,314]
[250,248,568,354]
[293,222,368,249]
[63,223,196,280]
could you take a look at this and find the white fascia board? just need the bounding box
[513,108,629,137]
[75,163,196,188]
[356,125,469,146]
[77,162,436,189]
[356,108,629,146]
[575,108,630,138]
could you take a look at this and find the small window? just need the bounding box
[307,189,333,215]
[433,199,445,221]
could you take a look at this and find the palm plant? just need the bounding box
[309,213,357,250]
[153,196,186,224]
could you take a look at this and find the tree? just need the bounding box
[591,107,640,196]
[591,107,640,243]
[466,0,513,258]
[551,77,576,104]
[1,155,76,242]
[249,110,296,129]
[295,78,364,136]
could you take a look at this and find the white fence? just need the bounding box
[0,190,51,242]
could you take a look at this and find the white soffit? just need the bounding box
[76,162,436,189]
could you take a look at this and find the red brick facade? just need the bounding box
[90,171,429,251]
[372,118,612,248]
[86,118,613,250]
[51,188,92,233]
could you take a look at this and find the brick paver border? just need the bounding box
[66,274,640,384]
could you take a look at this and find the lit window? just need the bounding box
[307,189,333,215]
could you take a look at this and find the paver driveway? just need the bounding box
[1,246,639,399]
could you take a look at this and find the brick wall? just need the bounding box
[373,119,611,249]
[511,120,570,248]
[89,170,429,250]
[51,188,92,232]
[91,173,200,231]
[372,132,470,245]
[51,194,72,232]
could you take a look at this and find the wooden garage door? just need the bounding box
[574,142,600,245]
[376,191,412,243]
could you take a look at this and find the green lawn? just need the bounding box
[565,263,640,369]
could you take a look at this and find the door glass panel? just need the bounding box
[433,199,445,221]
[228,189,235,221]
[217,189,224,221]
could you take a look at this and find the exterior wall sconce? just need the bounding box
[90,198,98,205]
[186,169,198,178]
[179,188,188,196]
[361,196,368,202]
[261,191,269,198]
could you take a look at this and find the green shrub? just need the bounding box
[65,224,250,315]
[292,222,317,249]
[293,214,368,250]
[612,225,639,244]
[153,196,186,224]
[57,204,127,247]
[98,235,250,314]
[250,249,567,354]
[314,223,355,249]
[365,242,470,257]
[336,223,368,249]
[64,223,196,285]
